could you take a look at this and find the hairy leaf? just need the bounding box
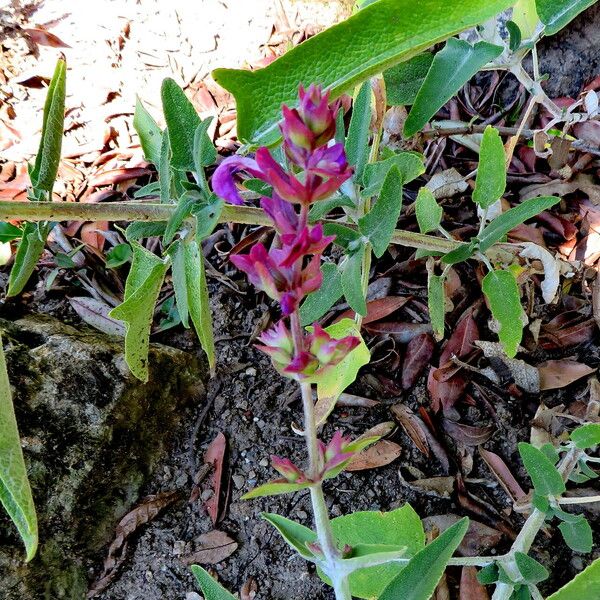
[384,53,434,105]
[518,442,566,496]
[7,223,49,297]
[361,152,425,197]
[241,480,311,499]
[191,565,237,600]
[558,517,593,553]
[300,263,344,326]
[347,82,373,184]
[262,513,316,559]
[536,0,596,35]
[133,97,162,166]
[416,187,442,233]
[341,249,367,316]
[547,557,600,599]
[0,223,22,243]
[514,552,549,584]
[571,423,600,449]
[473,126,506,209]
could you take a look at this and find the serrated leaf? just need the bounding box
[547,557,600,599]
[191,565,236,600]
[161,78,201,171]
[241,480,311,499]
[379,517,469,600]
[482,269,524,358]
[536,0,595,35]
[7,222,49,297]
[109,242,169,382]
[346,81,372,184]
[514,552,549,584]
[318,505,425,599]
[518,442,566,496]
[361,152,425,197]
[384,53,434,105]
[415,187,442,233]
[133,97,162,166]
[30,58,66,191]
[473,126,506,209]
[404,38,503,137]
[571,423,600,449]
[359,166,403,258]
[262,513,316,559]
[299,263,344,326]
[479,196,561,252]
[0,334,38,561]
[310,319,370,426]
[341,249,367,316]
[559,517,593,553]
[212,0,514,145]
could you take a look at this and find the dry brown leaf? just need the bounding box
[479,448,526,503]
[346,440,402,471]
[335,296,411,325]
[182,530,238,565]
[424,515,502,557]
[391,404,430,457]
[240,577,258,600]
[204,432,227,525]
[402,333,435,390]
[538,359,595,390]
[460,566,490,600]
[23,27,71,48]
[407,476,455,497]
[442,419,495,446]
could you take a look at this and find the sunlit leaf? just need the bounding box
[191,565,237,600]
[571,423,600,449]
[133,97,162,166]
[536,0,595,35]
[473,126,506,209]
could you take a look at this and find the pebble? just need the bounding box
[173,540,186,556]
[571,556,584,571]
[245,367,257,376]
[145,570,153,582]
[259,458,269,467]
[232,474,246,489]
[186,593,203,600]
[201,489,213,502]
[296,510,308,520]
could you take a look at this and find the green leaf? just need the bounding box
[134,181,161,199]
[323,223,363,252]
[163,190,202,245]
[539,443,560,465]
[106,243,132,269]
[191,565,237,600]
[477,563,500,585]
[133,97,162,166]
[262,513,316,559]
[241,480,311,499]
[379,517,469,600]
[346,82,373,184]
[309,194,355,221]
[212,0,515,145]
[159,129,172,204]
[0,223,22,243]
[125,221,167,241]
[506,20,523,51]
[109,242,169,382]
[513,0,539,38]
[193,118,217,169]
[518,442,566,496]
[427,269,446,340]
[441,241,477,265]
[361,152,425,197]
[170,238,216,371]
[161,78,201,171]
[341,249,367,316]
[319,505,426,599]
[359,166,403,258]
[192,195,224,240]
[0,334,38,561]
[384,53,434,105]
[514,552,549,584]
[536,0,596,35]
[7,222,49,297]
[482,269,524,357]
[559,517,593,553]
[30,58,66,191]
[473,126,506,209]
[415,187,442,233]
[404,38,503,137]
[300,263,344,326]
[479,196,561,252]
[547,557,600,599]
[532,493,550,512]
[571,423,600,449]
[310,319,370,426]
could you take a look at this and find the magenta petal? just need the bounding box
[211,156,264,205]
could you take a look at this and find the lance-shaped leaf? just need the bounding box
[427,262,446,341]
[311,319,371,426]
[404,38,503,137]
[341,248,367,316]
[0,334,38,561]
[473,126,506,209]
[479,196,561,252]
[547,557,600,599]
[109,242,169,382]
[30,58,66,191]
[194,118,217,169]
[346,82,373,184]
[191,565,237,600]
[241,480,312,500]
[133,97,162,166]
[359,166,403,258]
[379,517,469,600]
[384,53,434,106]
[518,442,566,496]
[513,0,539,38]
[571,423,600,449]
[163,190,203,245]
[161,78,201,171]
[536,0,596,36]
[482,269,524,358]
[262,513,317,559]
[415,187,442,233]
[300,263,344,326]
[159,130,172,204]
[361,152,424,197]
[7,223,49,298]
[212,0,515,144]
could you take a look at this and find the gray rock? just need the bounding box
[0,315,206,600]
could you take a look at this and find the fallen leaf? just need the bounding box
[391,404,430,456]
[240,577,258,600]
[426,167,468,199]
[530,403,563,448]
[460,566,489,600]
[336,296,410,325]
[68,297,125,337]
[364,321,432,342]
[402,333,435,389]
[407,476,455,497]
[479,448,526,503]
[88,490,180,597]
[538,359,595,390]
[23,27,71,48]
[89,167,151,187]
[182,530,238,565]
[442,419,495,446]
[540,318,596,349]
[204,433,227,525]
[81,221,109,251]
[346,440,402,471]
[519,242,560,304]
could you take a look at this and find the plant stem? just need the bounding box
[559,495,600,505]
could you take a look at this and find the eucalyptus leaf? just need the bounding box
[0,334,38,561]
[473,126,506,209]
[191,565,237,600]
[518,442,566,496]
[133,97,162,166]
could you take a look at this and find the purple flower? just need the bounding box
[211,155,263,205]
[260,194,298,235]
[279,223,334,268]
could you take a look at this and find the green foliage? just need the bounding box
[379,517,469,600]
[473,126,506,209]
[547,557,600,599]
[0,334,38,561]
[512,0,539,38]
[341,248,367,316]
[384,53,434,105]
[571,423,600,449]
[213,0,515,144]
[262,513,316,559]
[109,242,169,382]
[358,166,403,258]
[536,0,596,35]
[415,187,442,233]
[558,517,593,553]
[191,565,236,600]
[482,269,524,357]
[514,552,549,584]
[299,263,344,326]
[133,97,162,166]
[404,38,503,136]
[361,152,425,197]
[7,222,49,297]
[427,269,446,340]
[518,442,566,496]
[506,20,523,51]
[241,480,312,500]
[105,243,132,269]
[0,223,22,243]
[346,82,373,184]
